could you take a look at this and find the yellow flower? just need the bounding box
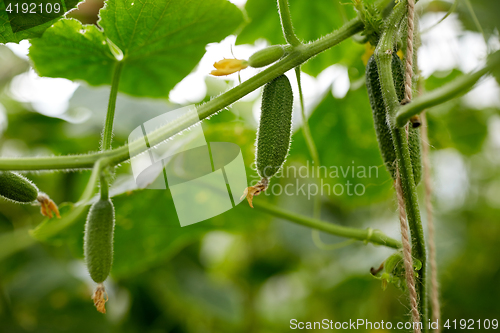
[397,49,404,60]
[210,58,248,76]
[362,43,375,65]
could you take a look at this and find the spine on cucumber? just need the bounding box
[366,54,422,185]
[84,198,115,284]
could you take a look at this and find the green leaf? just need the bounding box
[0,0,80,44]
[236,0,359,76]
[29,19,116,86]
[29,0,244,98]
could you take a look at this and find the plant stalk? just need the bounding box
[254,201,402,249]
[101,61,123,151]
[375,1,428,329]
[395,51,500,126]
[99,61,123,200]
[277,0,301,46]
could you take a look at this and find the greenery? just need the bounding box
[1,0,500,332]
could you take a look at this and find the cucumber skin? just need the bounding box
[84,199,115,283]
[248,45,285,68]
[256,75,293,179]
[0,171,38,203]
[366,54,422,185]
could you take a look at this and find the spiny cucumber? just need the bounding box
[256,74,293,179]
[84,198,115,284]
[366,54,422,185]
[243,74,293,207]
[248,45,285,68]
[0,171,39,203]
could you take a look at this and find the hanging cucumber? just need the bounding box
[84,198,115,313]
[366,54,422,185]
[243,74,293,207]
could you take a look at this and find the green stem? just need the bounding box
[375,2,428,329]
[101,61,123,151]
[0,18,364,172]
[277,0,301,46]
[254,201,402,249]
[295,67,321,219]
[30,158,109,241]
[464,0,488,48]
[100,61,122,200]
[395,52,500,126]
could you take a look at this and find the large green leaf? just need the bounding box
[236,0,360,76]
[0,0,80,44]
[29,0,244,98]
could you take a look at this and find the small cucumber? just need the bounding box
[84,198,115,284]
[248,45,285,68]
[256,74,293,179]
[366,54,422,185]
[0,171,39,203]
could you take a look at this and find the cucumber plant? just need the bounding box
[0,0,498,326]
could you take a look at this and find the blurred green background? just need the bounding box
[1,0,500,332]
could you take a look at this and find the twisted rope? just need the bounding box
[404,0,416,102]
[422,112,441,332]
[400,1,421,332]
[396,173,422,333]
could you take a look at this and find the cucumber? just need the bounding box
[84,198,115,284]
[242,74,294,207]
[256,74,293,179]
[366,54,422,185]
[0,171,39,203]
[248,45,285,68]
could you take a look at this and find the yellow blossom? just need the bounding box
[210,58,248,76]
[362,43,375,65]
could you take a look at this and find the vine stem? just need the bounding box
[295,67,320,214]
[277,0,301,46]
[254,201,402,249]
[101,61,123,151]
[375,1,427,330]
[295,67,333,249]
[99,61,123,200]
[396,51,500,126]
[0,18,364,171]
